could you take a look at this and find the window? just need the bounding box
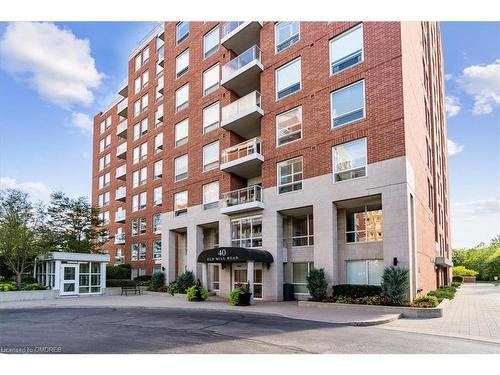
[346,260,383,285]
[139,192,147,210]
[428,178,434,211]
[277,157,303,194]
[175,49,189,78]
[134,100,140,117]
[141,94,149,112]
[346,203,383,243]
[174,191,188,216]
[203,26,220,58]
[153,213,161,233]
[139,217,146,235]
[176,21,189,44]
[132,192,147,211]
[203,181,219,210]
[203,102,219,133]
[203,64,219,96]
[98,173,110,189]
[153,240,162,259]
[98,192,110,208]
[134,70,149,93]
[133,118,148,140]
[139,243,146,260]
[292,262,314,293]
[231,215,262,248]
[174,154,188,181]
[174,118,188,147]
[99,117,111,134]
[142,47,149,64]
[203,141,219,171]
[154,186,162,206]
[276,106,302,146]
[132,143,148,165]
[331,80,365,127]
[154,160,163,179]
[332,138,367,182]
[275,21,300,53]
[154,133,163,153]
[99,134,111,152]
[142,70,149,88]
[211,265,220,291]
[131,244,139,261]
[291,214,314,246]
[131,219,139,236]
[330,24,363,75]
[98,154,111,171]
[175,84,189,112]
[132,195,139,212]
[276,58,301,99]
[134,77,141,94]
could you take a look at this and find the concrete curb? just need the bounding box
[0,302,399,327]
[298,299,448,319]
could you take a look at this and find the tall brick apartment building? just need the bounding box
[92,21,452,301]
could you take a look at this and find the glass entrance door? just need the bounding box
[61,264,78,295]
[232,263,263,300]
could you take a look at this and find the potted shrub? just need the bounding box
[381,266,410,306]
[186,279,209,302]
[229,282,252,306]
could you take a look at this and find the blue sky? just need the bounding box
[0,22,498,248]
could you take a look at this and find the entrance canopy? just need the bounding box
[197,247,273,265]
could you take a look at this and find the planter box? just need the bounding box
[0,289,59,303]
[298,299,449,319]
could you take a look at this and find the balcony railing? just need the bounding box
[222,137,262,164]
[115,187,126,201]
[115,209,126,223]
[114,233,126,245]
[222,91,261,123]
[115,165,127,180]
[116,120,127,138]
[117,99,128,118]
[157,45,165,66]
[116,142,127,159]
[222,185,262,209]
[222,45,261,81]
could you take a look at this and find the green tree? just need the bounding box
[381,266,409,306]
[0,189,46,287]
[45,192,106,253]
[452,241,500,280]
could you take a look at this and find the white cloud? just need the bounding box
[70,112,93,134]
[457,59,500,115]
[453,198,500,218]
[444,73,453,81]
[447,139,464,156]
[0,22,104,108]
[445,95,461,117]
[0,176,51,202]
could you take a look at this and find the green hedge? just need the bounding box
[106,279,135,288]
[452,275,464,283]
[412,295,439,308]
[106,264,131,280]
[332,284,382,299]
[427,285,457,301]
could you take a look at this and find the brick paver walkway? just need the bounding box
[381,283,500,343]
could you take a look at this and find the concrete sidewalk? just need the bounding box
[0,292,399,326]
[379,283,500,343]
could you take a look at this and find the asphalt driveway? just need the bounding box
[1,307,498,354]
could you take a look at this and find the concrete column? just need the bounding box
[100,262,106,292]
[247,260,255,304]
[187,225,204,278]
[262,211,283,301]
[201,263,208,289]
[313,202,337,286]
[54,260,61,291]
[163,230,177,283]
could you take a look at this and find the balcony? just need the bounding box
[221,45,263,97]
[116,120,127,139]
[221,91,263,139]
[114,233,126,245]
[115,187,126,202]
[118,80,128,98]
[117,99,128,118]
[221,185,264,215]
[221,138,263,179]
[157,45,164,67]
[116,142,127,159]
[115,165,127,181]
[221,22,263,55]
[115,209,126,223]
[435,256,453,268]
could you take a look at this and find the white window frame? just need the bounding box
[203,102,220,134]
[153,186,162,206]
[329,24,364,76]
[346,259,384,285]
[292,262,314,295]
[203,64,220,96]
[176,21,189,45]
[203,141,219,172]
[330,80,366,128]
[153,213,161,233]
[153,240,162,260]
[174,191,188,216]
[345,204,383,243]
[175,49,189,79]
[275,58,302,100]
[275,21,300,53]
[131,244,139,261]
[174,118,189,147]
[203,26,220,59]
[174,154,188,182]
[332,137,367,183]
[276,106,303,147]
[291,214,314,247]
[277,157,303,195]
[203,181,219,210]
[153,159,163,179]
[230,215,263,248]
[175,84,189,112]
[139,243,146,260]
[154,133,163,153]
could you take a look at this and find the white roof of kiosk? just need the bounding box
[37,252,110,263]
